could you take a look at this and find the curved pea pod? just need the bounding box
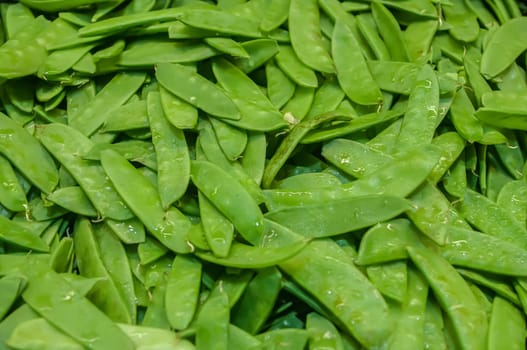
[289,0,334,74]
[232,267,281,334]
[0,253,50,277]
[195,238,308,269]
[191,160,264,244]
[258,329,308,350]
[275,172,341,190]
[142,281,170,329]
[265,60,295,109]
[0,215,48,252]
[99,101,149,132]
[212,57,287,131]
[332,19,382,106]
[440,226,527,276]
[101,149,192,253]
[7,318,84,350]
[457,268,520,307]
[179,9,262,38]
[442,0,479,43]
[73,219,133,324]
[198,192,234,258]
[36,123,133,221]
[46,186,97,217]
[265,195,410,238]
[488,297,525,350]
[118,324,195,350]
[481,17,527,78]
[156,62,240,121]
[356,219,421,266]
[119,38,218,66]
[275,45,318,88]
[165,255,201,330]
[475,108,527,131]
[0,275,26,320]
[306,312,344,350]
[19,0,111,12]
[407,245,488,350]
[22,271,135,349]
[195,288,230,350]
[68,72,146,136]
[0,155,27,212]
[367,261,408,303]
[240,131,266,186]
[234,39,280,74]
[209,117,247,161]
[449,87,484,143]
[159,85,198,130]
[277,237,392,348]
[497,180,527,225]
[205,37,248,58]
[106,217,146,245]
[368,60,421,95]
[260,0,289,32]
[0,113,58,194]
[147,92,190,209]
[456,189,527,250]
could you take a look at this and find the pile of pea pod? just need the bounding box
[2,0,527,349]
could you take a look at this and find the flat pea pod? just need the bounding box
[407,245,487,350]
[141,280,170,330]
[165,254,201,330]
[240,131,266,186]
[68,72,146,136]
[442,0,480,42]
[0,155,26,212]
[332,18,383,106]
[356,219,421,266]
[0,112,58,194]
[138,236,168,265]
[441,225,527,276]
[0,215,48,252]
[83,139,157,170]
[198,191,234,258]
[212,57,287,131]
[195,238,308,269]
[456,188,527,249]
[179,9,261,38]
[356,12,391,61]
[204,37,248,58]
[209,117,247,161]
[265,60,296,109]
[404,19,437,63]
[156,62,240,121]
[6,318,83,350]
[195,288,230,350]
[234,38,280,74]
[22,271,135,349]
[367,261,408,303]
[289,0,334,74]
[258,329,308,350]
[232,267,282,334]
[281,86,315,121]
[266,194,409,238]
[306,76,345,119]
[497,180,527,225]
[275,45,318,88]
[480,17,527,78]
[19,0,110,12]
[260,0,290,32]
[118,324,195,350]
[276,236,391,348]
[73,219,133,324]
[0,275,25,320]
[159,85,198,130]
[36,123,133,221]
[387,268,428,350]
[396,64,439,150]
[0,254,50,277]
[488,297,525,350]
[481,90,527,115]
[47,186,97,217]
[191,160,264,244]
[228,324,263,350]
[306,312,344,350]
[101,149,192,253]
[147,91,190,209]
[457,268,520,307]
[449,86,484,143]
[371,1,410,62]
[106,218,145,245]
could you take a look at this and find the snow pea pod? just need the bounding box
[212,57,287,131]
[332,18,382,106]
[0,275,25,320]
[481,17,527,78]
[101,149,192,253]
[19,0,111,12]
[234,38,280,73]
[209,117,247,161]
[118,324,195,350]
[497,180,527,225]
[289,0,334,74]
[306,312,344,350]
[457,268,521,306]
[165,254,201,330]
[36,123,133,221]
[68,72,146,136]
[156,62,240,121]
[0,155,26,212]
[0,215,48,252]
[265,60,296,109]
[275,45,318,88]
[0,112,58,194]
[367,261,408,303]
[84,140,156,170]
[147,91,190,209]
[7,318,83,350]
[159,85,198,130]
[488,297,525,350]
[195,288,229,350]
[191,160,264,244]
[180,9,261,38]
[196,239,308,269]
[47,186,97,217]
[265,195,409,238]
[22,271,135,349]
[198,192,234,258]
[442,0,480,42]
[407,245,488,350]
[371,1,410,62]
[260,0,289,32]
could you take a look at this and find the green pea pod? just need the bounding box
[191,160,264,244]
[0,275,26,320]
[275,45,318,88]
[0,216,48,252]
[332,18,383,106]
[205,37,248,58]
[196,238,308,269]
[198,191,234,258]
[101,149,192,253]
[356,12,391,61]
[442,0,479,42]
[481,17,527,78]
[138,236,168,265]
[368,60,421,95]
[289,0,334,74]
[487,297,525,350]
[159,85,198,130]
[0,155,27,212]
[235,39,280,74]
[36,123,133,221]
[118,323,195,349]
[212,57,287,131]
[147,91,190,209]
[73,219,133,324]
[0,254,50,277]
[457,268,520,306]
[179,9,262,38]
[165,255,202,330]
[367,261,407,303]
[50,237,74,273]
[228,324,263,349]
[209,117,247,161]
[407,245,487,350]
[100,101,149,132]
[232,267,281,334]
[7,318,83,350]
[260,0,290,32]
[20,0,112,12]
[497,180,527,225]
[156,62,240,121]
[265,60,296,109]
[281,86,315,121]
[47,186,97,217]
[22,271,135,349]
[142,281,170,330]
[195,288,230,350]
[106,217,146,244]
